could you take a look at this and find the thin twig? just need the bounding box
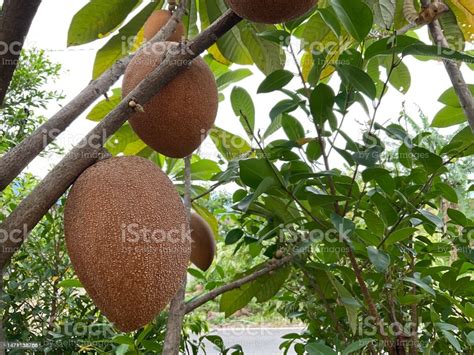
[163,154,192,354]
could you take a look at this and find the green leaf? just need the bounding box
[219,264,290,317]
[254,266,290,302]
[87,88,121,121]
[371,193,398,226]
[58,279,83,288]
[327,273,361,334]
[216,69,253,91]
[364,210,385,236]
[201,0,253,65]
[467,331,474,346]
[434,182,458,203]
[441,330,462,352]
[239,159,276,190]
[412,147,443,173]
[68,0,140,46]
[258,69,294,93]
[367,246,391,273]
[306,342,337,355]
[270,99,300,120]
[92,2,158,79]
[319,7,341,37]
[330,213,355,241]
[176,160,221,181]
[362,167,395,195]
[431,106,466,128]
[231,86,255,138]
[282,114,305,141]
[365,35,421,60]
[385,227,417,246]
[331,0,373,42]
[342,339,374,354]
[419,210,444,229]
[365,0,396,28]
[210,126,251,161]
[438,84,474,107]
[237,177,275,211]
[402,43,474,63]
[403,277,436,296]
[309,193,349,206]
[226,229,244,245]
[239,22,286,75]
[310,84,335,124]
[337,65,377,99]
[447,209,467,225]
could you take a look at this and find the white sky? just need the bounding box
[23,0,474,177]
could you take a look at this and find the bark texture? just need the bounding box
[0,0,41,104]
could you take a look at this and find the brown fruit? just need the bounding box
[190,212,216,271]
[122,42,218,158]
[144,10,185,42]
[64,156,191,332]
[226,0,317,24]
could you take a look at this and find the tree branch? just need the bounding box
[0,2,187,192]
[427,19,474,132]
[0,9,243,270]
[163,155,191,354]
[184,254,294,314]
[0,0,42,105]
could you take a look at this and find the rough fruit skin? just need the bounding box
[190,213,216,271]
[64,156,191,332]
[144,10,185,42]
[122,42,218,158]
[226,0,317,24]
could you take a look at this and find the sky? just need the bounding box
[22,0,474,178]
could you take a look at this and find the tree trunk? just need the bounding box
[0,0,42,104]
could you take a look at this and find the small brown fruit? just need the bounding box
[144,10,185,42]
[226,0,317,24]
[190,212,216,271]
[122,42,218,158]
[64,156,191,332]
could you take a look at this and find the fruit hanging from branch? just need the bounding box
[64,156,191,332]
[190,212,216,271]
[122,42,218,158]
[144,9,185,42]
[225,0,318,24]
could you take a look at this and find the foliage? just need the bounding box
[0,49,63,155]
[2,0,474,354]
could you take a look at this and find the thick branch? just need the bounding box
[0,0,42,104]
[428,20,474,131]
[0,10,243,270]
[0,3,187,192]
[185,255,294,314]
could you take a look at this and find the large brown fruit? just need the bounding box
[226,0,317,24]
[64,156,191,332]
[190,212,216,271]
[144,10,185,42]
[122,42,218,158]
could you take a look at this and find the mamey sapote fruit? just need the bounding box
[226,0,317,24]
[122,42,218,158]
[64,156,191,332]
[144,10,185,42]
[190,212,216,271]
